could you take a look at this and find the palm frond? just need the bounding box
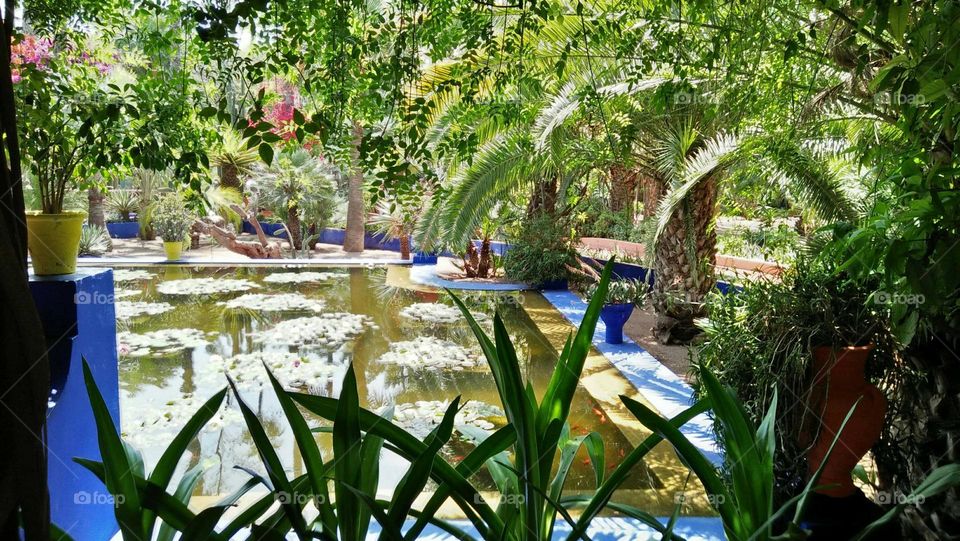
[757,136,858,223]
[652,132,742,247]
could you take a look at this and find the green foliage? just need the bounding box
[78,224,110,256]
[574,197,648,242]
[624,364,960,541]
[586,278,645,305]
[693,258,895,504]
[249,148,337,230]
[503,214,577,286]
[716,223,801,263]
[151,192,193,242]
[106,190,139,222]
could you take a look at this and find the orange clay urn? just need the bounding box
[805,344,886,497]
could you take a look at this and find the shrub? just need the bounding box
[151,193,192,243]
[503,214,577,286]
[692,258,894,504]
[586,278,645,304]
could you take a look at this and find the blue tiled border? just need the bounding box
[364,517,726,540]
[541,290,722,466]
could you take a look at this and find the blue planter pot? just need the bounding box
[412,252,438,265]
[599,303,635,344]
[105,221,140,239]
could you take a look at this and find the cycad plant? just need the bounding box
[212,129,258,192]
[249,149,336,251]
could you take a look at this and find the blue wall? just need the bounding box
[31,269,120,540]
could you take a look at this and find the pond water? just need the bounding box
[114,265,654,501]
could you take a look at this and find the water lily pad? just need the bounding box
[116,301,174,319]
[399,302,488,324]
[118,328,210,357]
[377,336,482,371]
[217,293,326,313]
[197,351,342,392]
[157,278,259,296]
[385,400,505,440]
[121,392,244,449]
[262,271,348,284]
[254,314,373,348]
[114,288,141,299]
[113,269,155,282]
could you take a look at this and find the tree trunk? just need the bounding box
[609,165,639,216]
[219,162,241,191]
[651,177,717,344]
[477,237,491,277]
[87,187,106,227]
[641,174,664,219]
[194,220,281,258]
[399,234,411,260]
[344,121,365,253]
[286,204,302,250]
[527,176,558,218]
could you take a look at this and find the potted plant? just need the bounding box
[105,189,140,238]
[15,35,124,275]
[791,263,888,506]
[152,193,192,261]
[587,278,644,344]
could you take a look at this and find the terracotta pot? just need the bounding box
[805,344,886,497]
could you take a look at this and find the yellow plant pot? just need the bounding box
[26,210,86,276]
[163,241,183,261]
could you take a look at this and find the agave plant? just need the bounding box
[106,189,139,222]
[78,224,110,256]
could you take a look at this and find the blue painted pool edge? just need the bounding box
[540,289,723,467]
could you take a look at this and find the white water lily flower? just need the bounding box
[253,314,373,348]
[117,328,210,357]
[113,269,155,282]
[116,301,174,319]
[157,278,259,296]
[384,400,505,440]
[377,336,481,371]
[198,351,342,392]
[262,271,348,284]
[217,293,326,313]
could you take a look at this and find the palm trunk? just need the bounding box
[609,165,638,216]
[477,237,491,277]
[344,121,365,253]
[527,176,557,218]
[87,187,106,227]
[641,175,664,219]
[651,177,717,344]
[219,162,241,191]
[875,337,960,538]
[399,234,411,260]
[286,204,303,250]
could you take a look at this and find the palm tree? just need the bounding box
[645,121,859,343]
